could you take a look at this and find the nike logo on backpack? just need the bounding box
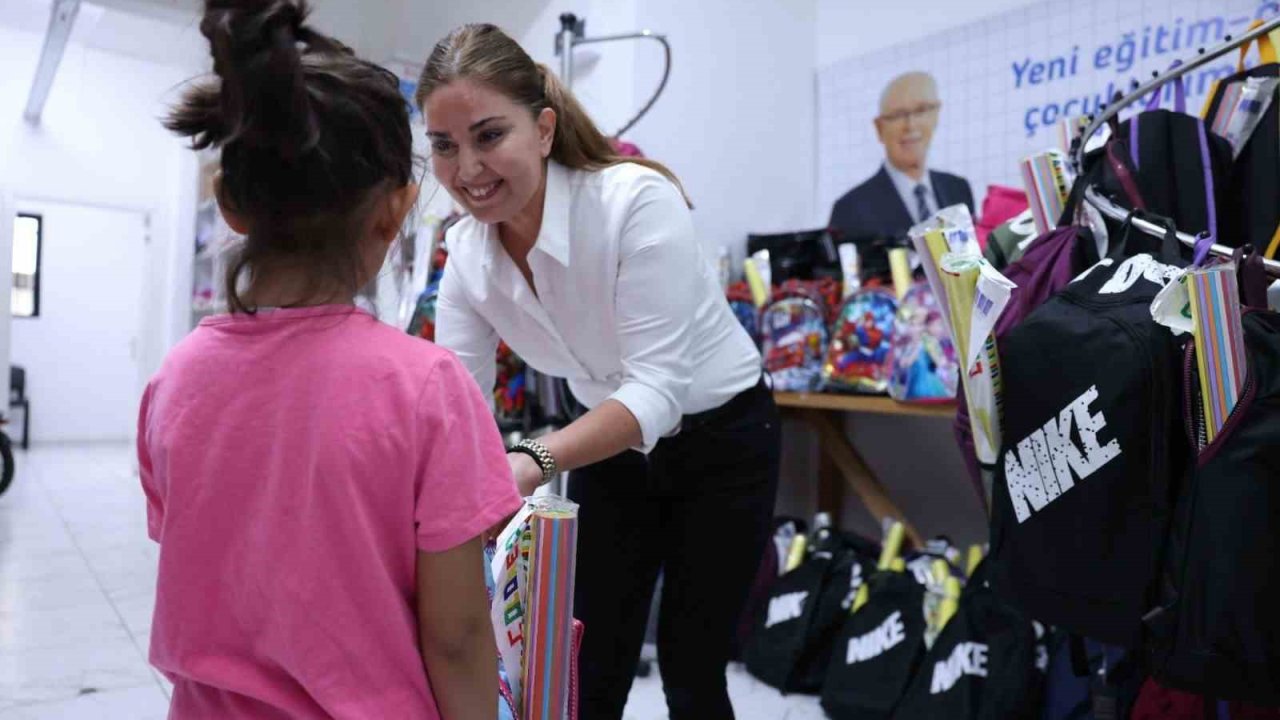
[1004,385,1122,523]
[931,642,989,694]
[846,610,907,664]
[765,591,809,628]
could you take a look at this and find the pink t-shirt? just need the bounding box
[138,305,521,719]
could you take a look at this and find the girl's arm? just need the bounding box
[417,536,497,720]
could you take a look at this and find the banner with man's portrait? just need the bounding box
[818,0,1276,233]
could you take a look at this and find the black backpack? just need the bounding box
[1145,307,1280,704]
[820,571,927,720]
[988,231,1190,647]
[743,534,878,693]
[1084,103,1235,251]
[1203,60,1280,258]
[894,562,1045,720]
[794,547,878,692]
[743,551,830,691]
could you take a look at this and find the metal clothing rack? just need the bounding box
[1071,17,1280,277]
[555,13,671,138]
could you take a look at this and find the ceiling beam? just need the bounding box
[83,0,200,26]
[24,0,81,125]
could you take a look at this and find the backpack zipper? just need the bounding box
[1183,335,1258,461]
[1182,340,1208,454]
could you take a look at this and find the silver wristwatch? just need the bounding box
[512,439,558,486]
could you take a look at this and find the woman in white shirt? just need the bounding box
[417,25,780,719]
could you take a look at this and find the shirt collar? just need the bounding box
[534,160,572,267]
[478,161,572,271]
[884,162,933,198]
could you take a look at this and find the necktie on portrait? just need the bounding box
[914,183,931,223]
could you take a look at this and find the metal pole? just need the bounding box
[1073,17,1280,173]
[557,13,579,89]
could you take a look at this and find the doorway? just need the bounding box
[11,200,148,444]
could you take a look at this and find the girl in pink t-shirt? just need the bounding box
[138,1,520,717]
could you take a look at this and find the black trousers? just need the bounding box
[567,379,780,720]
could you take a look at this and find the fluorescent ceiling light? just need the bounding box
[24,0,82,125]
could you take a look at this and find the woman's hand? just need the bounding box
[508,452,544,498]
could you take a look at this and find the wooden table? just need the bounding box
[774,392,956,549]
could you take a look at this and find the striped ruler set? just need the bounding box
[1020,150,1075,236]
[1187,264,1248,443]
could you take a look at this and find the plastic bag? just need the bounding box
[822,290,898,393]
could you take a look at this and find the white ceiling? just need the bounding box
[0,0,550,73]
[0,0,206,68]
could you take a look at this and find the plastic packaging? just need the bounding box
[745,249,772,309]
[822,290,898,393]
[524,495,580,720]
[761,297,829,392]
[839,243,861,299]
[888,282,959,403]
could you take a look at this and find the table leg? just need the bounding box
[796,408,924,549]
[817,446,845,523]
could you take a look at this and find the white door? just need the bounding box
[11,201,147,444]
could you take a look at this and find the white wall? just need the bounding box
[518,0,641,143]
[0,189,13,422]
[627,0,820,267]
[11,201,148,443]
[816,0,1042,69]
[0,24,197,424]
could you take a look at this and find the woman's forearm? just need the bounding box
[539,399,643,473]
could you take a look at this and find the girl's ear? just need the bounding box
[376,182,422,245]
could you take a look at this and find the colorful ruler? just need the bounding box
[523,500,580,720]
[1020,150,1074,236]
[1207,81,1242,139]
[1187,264,1247,443]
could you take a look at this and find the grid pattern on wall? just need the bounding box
[817,0,1271,218]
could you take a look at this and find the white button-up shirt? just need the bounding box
[436,161,763,453]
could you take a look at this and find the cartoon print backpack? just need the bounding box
[888,282,959,403]
[761,296,828,392]
[493,342,527,427]
[822,289,898,393]
[407,283,439,340]
[776,278,843,325]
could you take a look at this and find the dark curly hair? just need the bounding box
[166,0,414,312]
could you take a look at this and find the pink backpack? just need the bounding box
[975,185,1029,250]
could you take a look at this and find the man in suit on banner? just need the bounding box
[830,71,974,251]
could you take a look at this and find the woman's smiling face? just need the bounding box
[423,78,555,225]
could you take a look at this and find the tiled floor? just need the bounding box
[0,445,169,719]
[0,445,825,719]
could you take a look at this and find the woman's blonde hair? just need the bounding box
[416,23,690,206]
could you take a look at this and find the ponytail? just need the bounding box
[538,65,692,207]
[418,24,691,207]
